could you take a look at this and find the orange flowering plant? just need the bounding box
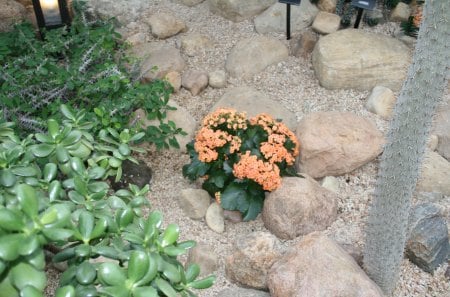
[182,108,300,221]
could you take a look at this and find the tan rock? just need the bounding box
[295,112,384,178]
[146,12,186,39]
[312,29,411,91]
[317,0,337,12]
[187,242,218,276]
[164,71,182,92]
[225,232,281,289]
[366,85,396,119]
[417,151,450,196]
[205,202,225,233]
[390,2,411,22]
[172,0,205,6]
[208,70,227,88]
[0,0,27,32]
[179,188,211,219]
[311,11,341,35]
[289,29,319,58]
[267,233,384,297]
[180,33,213,57]
[262,176,338,240]
[207,0,276,22]
[181,70,209,96]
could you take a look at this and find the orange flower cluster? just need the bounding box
[250,113,300,165]
[194,127,231,162]
[202,108,247,131]
[233,151,281,191]
[412,6,423,28]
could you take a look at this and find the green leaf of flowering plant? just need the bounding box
[187,275,216,290]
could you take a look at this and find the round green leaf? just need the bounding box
[0,208,24,231]
[90,217,107,240]
[132,286,157,297]
[61,130,82,146]
[118,144,131,157]
[162,262,181,283]
[19,285,43,297]
[187,275,216,289]
[56,145,70,163]
[108,157,122,168]
[163,246,186,257]
[19,234,40,256]
[48,180,62,202]
[154,278,177,297]
[161,224,179,247]
[0,234,23,261]
[24,249,45,270]
[43,163,58,182]
[16,184,38,219]
[68,143,91,159]
[39,207,58,225]
[53,247,75,263]
[30,144,55,158]
[0,169,17,187]
[0,275,18,297]
[70,157,85,175]
[87,181,109,193]
[177,240,196,250]
[185,264,200,283]
[47,119,60,140]
[0,260,5,275]
[147,211,162,229]
[10,263,46,291]
[74,244,91,258]
[55,285,75,297]
[11,166,38,177]
[97,262,126,286]
[42,228,73,242]
[87,167,106,180]
[116,208,134,230]
[76,261,97,285]
[135,253,157,286]
[78,211,94,241]
[127,251,149,283]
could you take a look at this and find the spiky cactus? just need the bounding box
[363,0,449,295]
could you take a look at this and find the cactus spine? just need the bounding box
[363,0,449,295]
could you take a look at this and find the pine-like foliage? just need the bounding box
[363,0,450,295]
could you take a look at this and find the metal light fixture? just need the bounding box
[32,0,71,30]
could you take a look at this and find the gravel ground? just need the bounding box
[46,0,450,296]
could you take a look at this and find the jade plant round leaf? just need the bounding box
[97,262,126,286]
[55,285,75,297]
[10,262,47,291]
[127,251,149,283]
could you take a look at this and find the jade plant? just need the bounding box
[0,105,214,297]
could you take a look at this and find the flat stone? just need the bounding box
[416,151,450,196]
[180,33,213,57]
[207,0,276,22]
[187,242,218,276]
[146,12,186,39]
[208,70,227,88]
[182,70,209,96]
[366,86,396,119]
[406,203,450,273]
[205,202,225,233]
[225,36,288,79]
[179,188,211,220]
[212,86,297,131]
[254,1,318,34]
[312,29,411,91]
[312,11,341,35]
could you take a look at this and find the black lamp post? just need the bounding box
[32,0,71,31]
[279,0,301,40]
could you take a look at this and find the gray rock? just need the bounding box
[390,2,411,22]
[86,0,151,25]
[226,232,281,289]
[164,71,182,93]
[433,102,450,161]
[226,36,288,79]
[110,159,152,191]
[172,0,205,6]
[428,134,439,151]
[207,0,276,22]
[267,232,384,297]
[205,202,225,233]
[262,176,338,240]
[208,70,227,88]
[223,210,243,223]
[339,242,364,267]
[180,33,213,57]
[146,12,186,39]
[312,29,411,91]
[289,29,319,58]
[365,85,396,119]
[317,0,337,13]
[254,1,318,34]
[416,191,444,204]
[217,287,270,297]
[406,203,450,273]
[321,176,339,193]
[0,0,27,33]
[212,86,297,131]
[416,151,450,196]
[311,11,341,35]
[179,189,211,220]
[187,242,218,276]
[130,43,186,82]
[295,112,384,178]
[182,70,209,96]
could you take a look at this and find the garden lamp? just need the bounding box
[32,0,71,30]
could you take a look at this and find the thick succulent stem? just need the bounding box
[363,0,449,295]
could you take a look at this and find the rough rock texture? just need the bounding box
[226,36,288,79]
[133,100,196,152]
[212,86,297,131]
[312,29,411,91]
[182,69,209,96]
[311,11,341,35]
[180,33,213,57]
[208,70,227,88]
[366,85,396,119]
[433,102,450,161]
[0,0,27,32]
[321,176,339,193]
[262,176,338,240]
[187,242,218,276]
[179,188,211,219]
[207,0,276,22]
[416,151,450,196]
[390,2,411,22]
[86,0,151,25]
[172,0,205,6]
[205,202,225,233]
[295,112,384,178]
[225,232,281,289]
[254,1,318,34]
[164,71,182,93]
[146,12,186,39]
[317,0,337,12]
[406,203,450,273]
[289,29,319,58]
[267,233,384,297]
[217,287,270,297]
[130,43,186,82]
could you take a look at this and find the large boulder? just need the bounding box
[130,43,186,82]
[416,151,450,196]
[212,86,297,131]
[267,233,384,297]
[86,0,151,25]
[226,36,288,79]
[207,0,276,22]
[262,176,338,240]
[225,232,281,289]
[146,12,186,39]
[0,0,27,32]
[312,29,411,91]
[254,1,318,34]
[296,112,384,178]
